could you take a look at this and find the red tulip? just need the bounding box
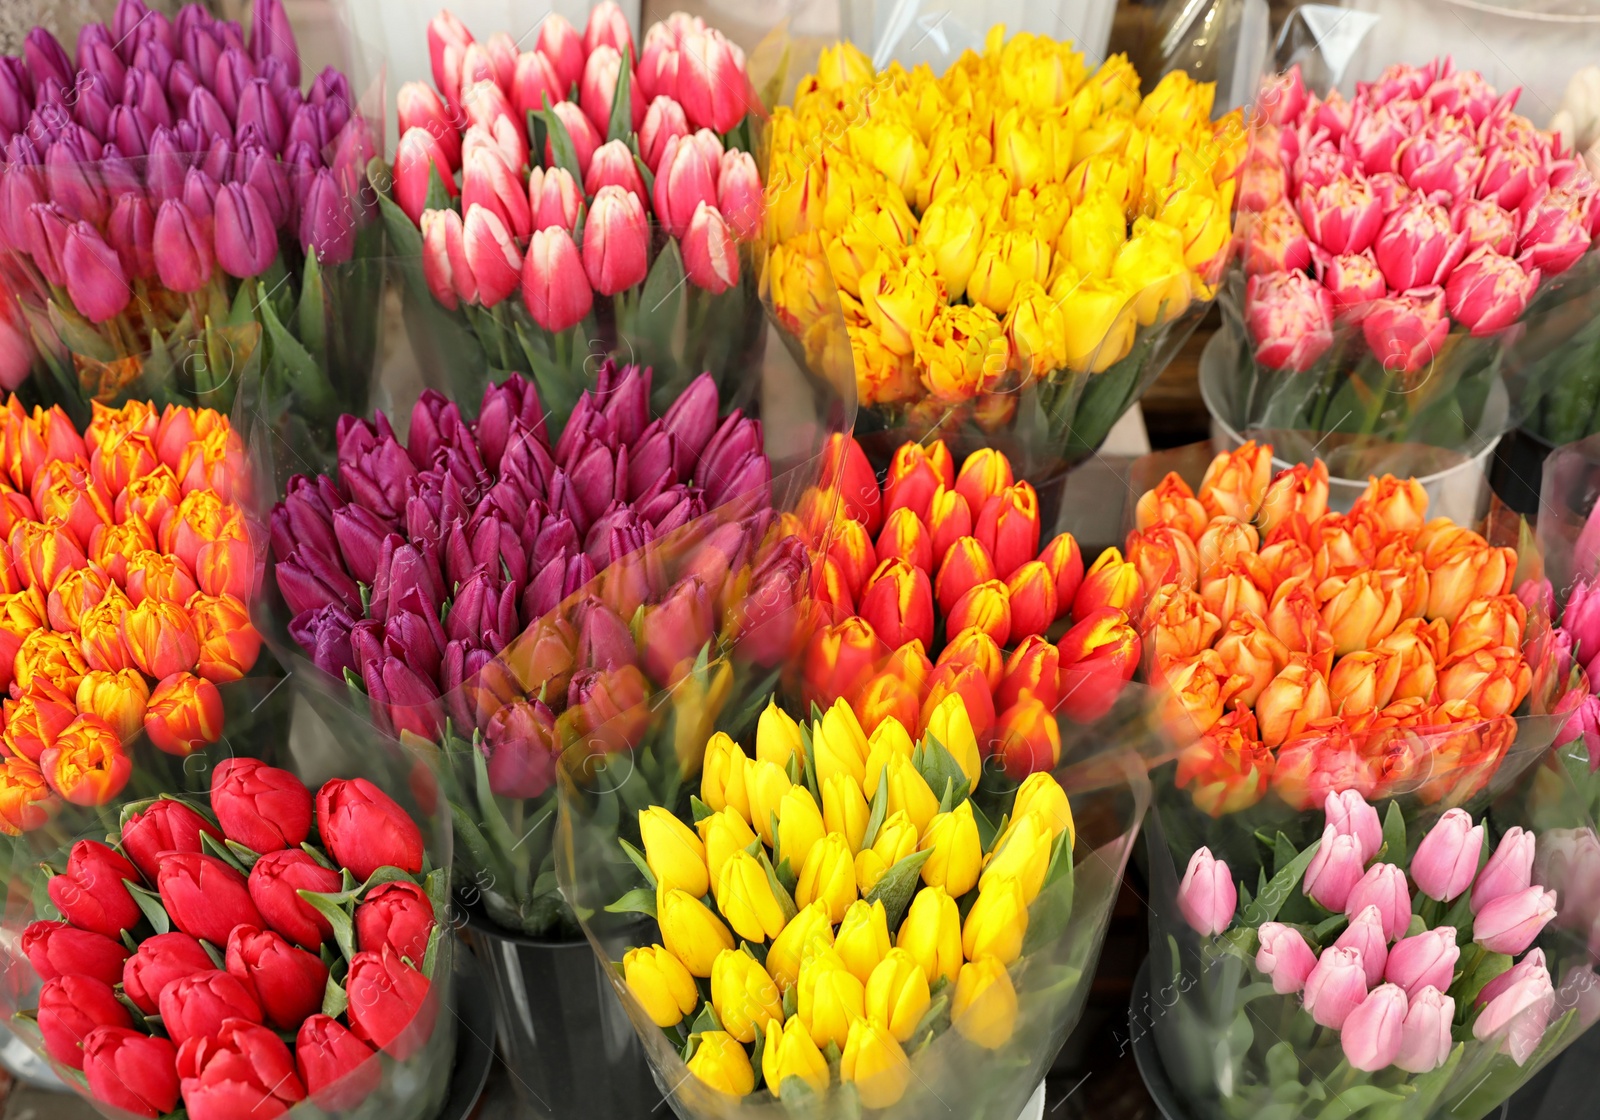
[639,95,688,172]
[682,201,740,294]
[47,839,141,938]
[354,880,435,964]
[37,974,133,1068]
[160,969,264,1046]
[177,1018,305,1120]
[522,227,592,332]
[544,100,600,174]
[345,946,433,1059]
[857,558,935,652]
[21,919,129,986]
[248,849,343,951]
[652,131,719,238]
[82,1027,180,1118]
[510,49,563,123]
[535,13,584,94]
[396,81,460,169]
[584,1,635,59]
[225,925,329,1030]
[157,851,264,946]
[579,44,644,134]
[582,184,650,296]
[316,777,425,880]
[296,1015,378,1110]
[393,126,458,226]
[121,796,223,882]
[529,165,581,232]
[584,138,647,202]
[461,146,531,241]
[122,932,215,1015]
[210,758,312,853]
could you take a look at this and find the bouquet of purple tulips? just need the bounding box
[0,0,383,468]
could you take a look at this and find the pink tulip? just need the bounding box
[1308,89,1353,142]
[397,81,461,170]
[673,28,754,135]
[652,131,720,239]
[1534,829,1600,929]
[1552,691,1600,774]
[1473,955,1555,1064]
[1246,270,1334,372]
[461,205,522,308]
[461,119,527,180]
[0,297,33,391]
[1345,100,1414,176]
[584,1,635,62]
[1397,123,1484,200]
[1373,194,1468,291]
[153,198,213,293]
[1445,249,1539,336]
[482,33,519,93]
[64,221,132,324]
[1366,172,1413,214]
[682,202,739,295]
[535,14,584,95]
[1478,947,1547,1008]
[584,139,646,203]
[640,96,689,173]
[1243,202,1313,275]
[511,49,563,123]
[108,193,157,281]
[545,101,600,181]
[1362,287,1449,377]
[462,147,531,241]
[420,208,469,311]
[529,166,580,233]
[1384,926,1459,998]
[1303,946,1369,1028]
[1519,186,1595,276]
[1238,156,1287,213]
[1412,808,1484,902]
[1453,197,1518,256]
[1260,66,1308,126]
[1341,982,1408,1072]
[1474,886,1558,955]
[1303,825,1366,912]
[580,45,645,136]
[1394,986,1454,1073]
[1321,252,1387,318]
[1345,863,1411,942]
[1472,826,1536,911]
[1478,142,1547,210]
[582,185,649,297]
[1297,176,1382,256]
[1177,847,1236,936]
[461,80,525,167]
[1425,65,1501,126]
[717,150,763,242]
[1325,790,1382,861]
[393,126,457,226]
[1294,144,1358,194]
[522,227,592,332]
[1255,922,1317,994]
[1335,905,1390,986]
[426,9,474,110]
[1563,581,1600,666]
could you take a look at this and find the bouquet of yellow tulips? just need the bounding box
[556,688,1151,1119]
[766,28,1244,479]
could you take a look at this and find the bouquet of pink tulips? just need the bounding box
[1217,58,1600,459]
[1141,785,1600,1120]
[376,3,768,427]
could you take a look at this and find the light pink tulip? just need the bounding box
[1446,249,1539,337]
[1321,252,1387,318]
[393,126,457,226]
[1362,287,1450,377]
[1243,202,1313,275]
[535,14,584,96]
[584,139,646,203]
[1534,829,1600,931]
[639,96,689,173]
[682,202,740,295]
[1303,825,1366,912]
[1411,808,1484,902]
[1345,864,1411,942]
[1303,946,1369,1028]
[521,227,592,332]
[1177,847,1236,937]
[462,146,531,242]
[1256,923,1317,994]
[1384,926,1458,999]
[1341,982,1408,1072]
[1473,954,1554,1064]
[1472,826,1536,912]
[528,166,581,234]
[1335,905,1389,986]
[1297,176,1382,256]
[1372,194,1468,291]
[1325,791,1382,861]
[582,185,649,297]
[1293,144,1358,194]
[1474,886,1558,955]
[717,150,763,242]
[1452,197,1518,256]
[1395,986,1454,1073]
[1478,948,1547,1008]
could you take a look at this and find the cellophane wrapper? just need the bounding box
[557,686,1153,1120]
[0,679,459,1120]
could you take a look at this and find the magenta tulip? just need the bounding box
[61,221,132,324]
[214,181,278,279]
[1453,196,1518,256]
[1372,195,1467,291]
[153,198,215,293]
[1446,249,1539,337]
[1297,175,1382,255]
[1518,187,1594,276]
[1255,922,1317,994]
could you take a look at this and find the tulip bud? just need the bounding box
[1472,826,1535,912]
[639,94,688,171]
[682,201,740,295]
[1256,922,1317,994]
[709,948,781,1044]
[1303,824,1366,912]
[840,1018,911,1109]
[765,898,834,994]
[951,955,1016,1049]
[658,887,735,978]
[1385,926,1459,1000]
[38,975,134,1069]
[1395,986,1454,1074]
[211,757,311,853]
[763,1016,829,1095]
[521,226,593,331]
[652,132,719,238]
[248,849,342,951]
[1473,956,1555,1065]
[1474,886,1558,955]
[1303,946,1369,1029]
[858,557,935,652]
[1341,982,1409,1072]
[701,731,750,820]
[834,898,891,984]
[225,925,328,1030]
[121,797,221,885]
[393,127,458,226]
[823,773,871,855]
[1177,846,1237,936]
[1325,790,1382,862]
[797,950,866,1050]
[623,944,699,1028]
[142,671,223,756]
[638,806,709,897]
[343,947,432,1059]
[797,832,858,923]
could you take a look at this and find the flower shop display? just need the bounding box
[375,3,768,427]
[556,686,1150,1119]
[1222,59,1600,458]
[0,0,384,467]
[766,32,1244,478]
[0,396,263,834]
[2,752,456,1120]
[797,434,1140,780]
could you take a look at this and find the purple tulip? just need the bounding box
[212,48,255,119]
[114,0,154,54]
[661,373,720,458]
[384,606,444,683]
[0,60,31,139]
[108,104,154,157]
[146,127,188,201]
[199,133,233,183]
[406,391,468,470]
[483,700,558,798]
[182,167,218,225]
[107,192,156,280]
[447,571,520,647]
[167,59,201,106]
[46,132,108,226]
[0,166,45,261]
[63,222,132,324]
[311,69,352,137]
[129,42,175,92]
[289,604,358,678]
[174,4,210,45]
[268,479,338,564]
[369,542,444,627]
[98,142,141,202]
[522,552,570,624]
[601,364,652,446]
[214,181,278,278]
[24,201,72,286]
[500,428,556,501]
[331,505,389,585]
[284,103,325,154]
[278,545,361,615]
[72,73,117,142]
[235,79,285,153]
[24,29,73,90]
[182,25,223,86]
[477,378,548,468]
[237,143,292,228]
[186,85,231,142]
[441,639,494,732]
[250,0,302,87]
[628,422,683,501]
[363,657,444,741]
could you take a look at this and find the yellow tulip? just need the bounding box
[853,118,927,206]
[923,693,982,789]
[967,231,1052,317]
[745,759,792,846]
[897,885,963,986]
[766,158,823,244]
[903,67,948,141]
[797,950,866,1049]
[1113,216,1191,326]
[820,159,889,236]
[700,807,757,895]
[1058,189,1126,279]
[710,948,783,1044]
[884,754,939,837]
[1065,152,1135,214]
[1133,128,1189,212]
[717,851,790,943]
[1009,772,1075,847]
[1081,53,1142,118]
[962,878,1028,964]
[701,732,750,822]
[813,698,869,788]
[766,899,835,992]
[863,717,916,797]
[951,956,1018,1049]
[1003,183,1072,247]
[1160,184,1233,277]
[622,944,700,1027]
[776,785,827,872]
[1051,273,1136,373]
[855,810,921,894]
[1137,69,1214,132]
[1005,280,1067,378]
[849,323,920,407]
[757,697,804,773]
[917,198,986,299]
[913,302,1005,404]
[993,106,1053,191]
[658,887,735,977]
[796,832,857,923]
[865,948,931,1042]
[639,807,709,898]
[840,1019,912,1108]
[763,1016,830,1096]
[981,810,1053,903]
[815,41,873,89]
[916,133,987,212]
[919,801,983,896]
[995,31,1085,110]
[686,1030,754,1096]
[822,773,870,854]
[834,898,891,984]
[1072,110,1135,166]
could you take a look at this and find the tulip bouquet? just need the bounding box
[554,684,1149,1119]
[1142,783,1600,1120]
[376,3,769,428]
[766,32,1244,479]
[794,434,1141,782]
[3,755,457,1120]
[1222,59,1600,456]
[0,0,385,468]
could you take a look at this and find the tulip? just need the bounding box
[317,777,424,881]
[117,931,211,1017]
[1393,986,1454,1074]
[1324,790,1383,861]
[763,1017,829,1095]
[769,787,824,875]
[1519,188,1594,275]
[797,951,865,1049]
[1245,269,1335,371]
[81,1028,180,1119]
[699,811,757,900]
[1408,806,1483,903]
[1473,959,1555,1065]
[709,948,782,1044]
[1334,905,1390,987]
[1384,925,1459,1000]
[686,1031,754,1097]
[295,1015,378,1111]
[821,775,870,858]
[56,220,132,325]
[950,955,1016,1049]
[349,881,433,967]
[1175,846,1236,936]
[1474,886,1558,955]
[897,885,962,986]
[717,149,763,242]
[623,945,699,1028]
[249,849,343,952]
[575,184,649,300]
[521,226,593,332]
[658,886,737,979]
[177,1018,308,1120]
[38,975,134,1069]
[1303,946,1369,1029]
[1255,922,1317,994]
[701,732,750,821]
[792,832,854,923]
[210,758,311,853]
[345,946,433,1059]
[393,127,458,226]
[22,921,129,988]
[1341,982,1409,1072]
[652,132,719,238]
[397,81,459,169]
[156,849,262,946]
[836,1018,909,1109]
[1472,826,1536,912]
[122,796,222,884]
[1302,824,1365,912]
[682,201,741,295]
[225,925,329,1030]
[40,714,130,806]
[637,94,689,174]
[160,968,264,1047]
[48,839,140,938]
[1344,863,1411,941]
[139,670,222,756]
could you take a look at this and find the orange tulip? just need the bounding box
[822,434,883,535]
[86,399,159,448]
[1125,527,1199,598]
[1256,653,1334,748]
[89,431,160,495]
[1156,649,1244,737]
[1005,561,1057,640]
[1073,546,1143,619]
[1327,649,1402,717]
[1372,539,1430,620]
[876,507,934,575]
[1198,441,1273,524]
[121,597,200,679]
[40,715,130,805]
[0,759,53,835]
[954,448,1014,518]
[75,669,150,742]
[1,682,76,763]
[0,488,33,543]
[1175,706,1272,815]
[1271,725,1381,810]
[885,441,953,524]
[1038,533,1084,618]
[1134,473,1207,539]
[998,635,1060,712]
[1257,461,1329,541]
[948,580,1012,647]
[804,616,883,709]
[859,558,936,651]
[921,662,996,742]
[195,535,253,601]
[995,695,1061,779]
[1200,568,1268,630]
[159,489,247,572]
[1145,584,1222,663]
[1252,538,1313,597]
[826,517,878,600]
[1351,474,1428,538]
[1408,699,1514,804]
[1426,542,1515,626]
[176,426,249,503]
[811,554,856,623]
[1265,576,1335,675]
[89,516,158,585]
[974,482,1041,580]
[855,671,922,737]
[79,593,134,672]
[1318,570,1403,655]
[155,404,228,470]
[883,640,934,697]
[1058,607,1141,722]
[46,565,112,632]
[33,462,112,549]
[1306,512,1381,583]
[926,486,974,567]
[144,671,224,756]
[936,628,1004,692]
[188,592,263,683]
[936,536,997,616]
[1212,615,1288,706]
[114,466,183,529]
[1447,595,1527,664]
[5,402,84,491]
[11,520,88,591]
[15,630,87,696]
[1196,518,1260,580]
[1374,617,1445,702]
[125,550,201,606]
[1438,647,1531,719]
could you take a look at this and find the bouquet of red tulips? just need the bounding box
[377,3,768,427]
[0,0,385,467]
[4,753,454,1120]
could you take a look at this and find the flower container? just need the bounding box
[1490,426,1558,518]
[837,0,1116,70]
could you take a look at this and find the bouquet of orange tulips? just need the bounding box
[0,397,265,833]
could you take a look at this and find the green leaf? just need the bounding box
[1239,837,1322,926]
[690,796,714,824]
[471,743,524,868]
[619,837,658,889]
[297,252,327,358]
[321,975,348,1019]
[424,163,455,212]
[1022,831,1076,954]
[605,888,659,918]
[757,848,799,923]
[420,924,443,976]
[535,96,584,185]
[798,718,822,806]
[1380,801,1407,866]
[124,881,170,935]
[638,237,686,320]
[860,770,888,851]
[864,848,933,929]
[199,831,249,875]
[913,733,970,809]
[258,294,336,413]
[527,110,549,170]
[225,840,261,870]
[299,890,356,961]
[607,58,633,144]
[1313,1084,1406,1120]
